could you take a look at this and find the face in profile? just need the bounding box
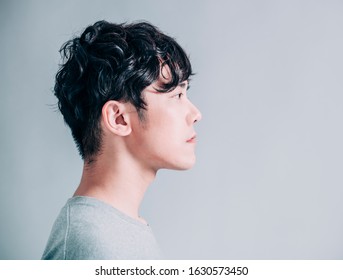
[128,78,202,172]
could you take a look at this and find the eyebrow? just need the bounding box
[179,82,187,88]
[148,80,190,94]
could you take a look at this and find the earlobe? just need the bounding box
[102,101,132,136]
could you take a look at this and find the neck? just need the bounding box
[74,152,156,224]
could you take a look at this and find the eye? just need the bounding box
[172,92,184,99]
[177,92,184,99]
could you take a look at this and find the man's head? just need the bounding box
[55,20,200,166]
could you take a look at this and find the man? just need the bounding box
[42,20,201,260]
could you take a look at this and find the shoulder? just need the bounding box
[43,196,162,259]
[42,196,116,259]
[63,196,121,259]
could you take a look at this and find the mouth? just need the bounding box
[186,135,197,143]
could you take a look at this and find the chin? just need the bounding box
[170,156,197,171]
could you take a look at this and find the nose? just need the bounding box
[187,100,202,124]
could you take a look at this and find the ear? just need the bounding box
[101,100,132,136]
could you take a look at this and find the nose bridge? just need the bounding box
[187,98,202,123]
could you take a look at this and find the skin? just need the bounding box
[74,74,202,224]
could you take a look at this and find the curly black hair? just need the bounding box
[54,20,193,161]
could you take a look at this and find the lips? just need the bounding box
[186,135,197,143]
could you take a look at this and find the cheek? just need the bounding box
[139,118,182,158]
[133,119,196,170]
[135,100,193,163]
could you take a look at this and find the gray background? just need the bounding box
[1,0,342,259]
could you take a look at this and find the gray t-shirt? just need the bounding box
[42,196,161,259]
